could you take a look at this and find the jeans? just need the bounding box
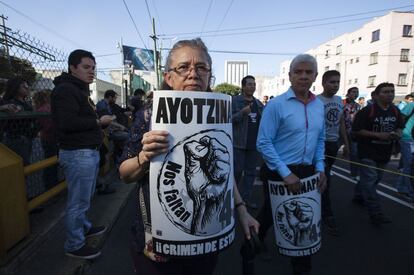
[396,140,414,198]
[322,141,339,219]
[234,148,258,202]
[59,149,100,252]
[354,158,385,217]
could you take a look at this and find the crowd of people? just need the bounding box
[1,37,414,275]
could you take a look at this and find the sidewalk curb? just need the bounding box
[2,169,136,275]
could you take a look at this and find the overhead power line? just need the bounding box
[151,0,165,35]
[209,0,234,46]
[159,4,414,37]
[200,0,214,36]
[160,47,408,58]
[144,0,153,24]
[0,0,82,48]
[175,16,377,39]
[122,0,149,50]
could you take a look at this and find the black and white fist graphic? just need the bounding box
[283,200,314,247]
[184,136,230,235]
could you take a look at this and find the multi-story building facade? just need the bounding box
[255,75,280,99]
[278,11,414,99]
[224,60,249,86]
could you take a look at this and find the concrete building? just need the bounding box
[89,79,122,105]
[278,11,414,99]
[224,60,249,86]
[255,75,280,99]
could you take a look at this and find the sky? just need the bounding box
[1,0,413,86]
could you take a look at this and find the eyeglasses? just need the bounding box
[168,64,211,76]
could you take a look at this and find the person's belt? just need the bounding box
[84,145,100,151]
[260,163,315,182]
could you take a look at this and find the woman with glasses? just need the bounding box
[119,38,259,275]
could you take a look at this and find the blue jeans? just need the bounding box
[234,148,258,202]
[59,149,100,252]
[354,158,385,217]
[396,140,414,197]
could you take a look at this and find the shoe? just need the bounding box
[97,186,116,195]
[85,226,107,237]
[370,214,392,225]
[65,244,101,259]
[324,216,340,236]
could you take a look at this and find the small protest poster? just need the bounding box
[149,90,235,257]
[268,173,322,257]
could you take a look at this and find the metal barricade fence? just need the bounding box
[0,111,64,200]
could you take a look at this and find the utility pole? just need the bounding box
[150,18,160,90]
[0,14,11,66]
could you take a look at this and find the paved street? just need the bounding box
[86,158,414,275]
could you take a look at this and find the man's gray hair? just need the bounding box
[289,54,318,73]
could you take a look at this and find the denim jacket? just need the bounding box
[232,94,264,149]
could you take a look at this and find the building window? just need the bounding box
[350,59,354,64]
[371,29,380,42]
[356,57,360,63]
[398,74,408,86]
[354,78,358,84]
[351,39,355,44]
[282,67,285,73]
[368,76,376,87]
[324,66,329,72]
[336,45,342,55]
[335,63,341,72]
[370,52,378,65]
[325,50,330,58]
[403,25,412,37]
[358,37,362,41]
[400,49,410,62]
[348,79,352,85]
[282,79,285,85]
[312,86,315,91]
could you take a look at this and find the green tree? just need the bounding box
[0,55,37,95]
[213,82,240,96]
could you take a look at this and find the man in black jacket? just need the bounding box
[51,49,112,259]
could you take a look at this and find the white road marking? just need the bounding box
[332,165,398,192]
[331,171,414,210]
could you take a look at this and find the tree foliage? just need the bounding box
[0,54,37,95]
[213,82,240,96]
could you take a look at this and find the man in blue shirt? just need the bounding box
[256,54,326,275]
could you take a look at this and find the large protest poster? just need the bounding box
[149,91,235,257]
[268,174,322,257]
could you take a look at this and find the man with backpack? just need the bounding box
[352,82,404,225]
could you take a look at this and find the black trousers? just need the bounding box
[322,141,339,219]
[131,249,218,275]
[256,164,314,274]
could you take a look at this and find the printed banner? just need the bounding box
[150,91,235,257]
[268,174,322,257]
[122,45,154,71]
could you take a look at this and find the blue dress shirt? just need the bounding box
[256,88,325,178]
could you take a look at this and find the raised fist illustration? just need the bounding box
[184,135,230,235]
[283,200,314,247]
